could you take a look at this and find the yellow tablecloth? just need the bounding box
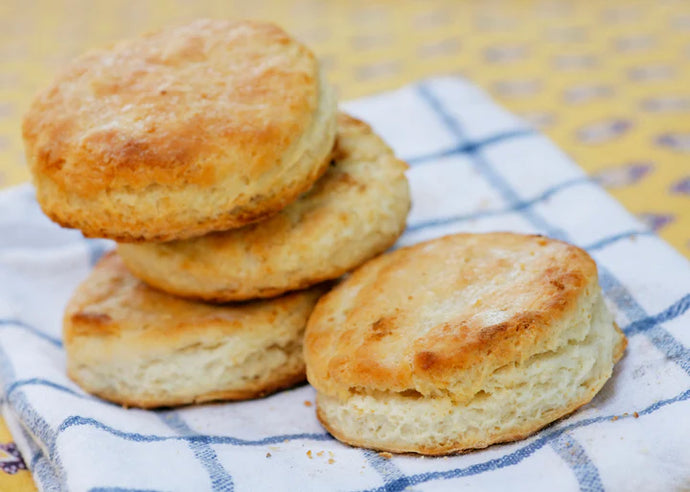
[1,0,688,489]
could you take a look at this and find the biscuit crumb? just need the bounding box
[304,400,313,407]
[266,452,271,458]
[611,416,619,421]
[328,451,334,457]
[307,450,313,459]
[633,412,639,418]
[328,458,335,464]
[317,451,324,457]
[379,452,393,459]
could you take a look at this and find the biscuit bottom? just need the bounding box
[65,253,324,408]
[70,339,306,409]
[315,294,625,455]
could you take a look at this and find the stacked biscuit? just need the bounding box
[22,20,410,408]
[23,19,627,457]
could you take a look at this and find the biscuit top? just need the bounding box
[23,19,319,197]
[64,252,324,349]
[305,233,600,402]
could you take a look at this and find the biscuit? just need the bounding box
[304,232,626,455]
[23,19,336,242]
[117,113,410,302]
[64,252,325,408]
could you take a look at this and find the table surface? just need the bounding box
[1,0,689,490]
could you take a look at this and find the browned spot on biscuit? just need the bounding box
[399,389,423,399]
[335,172,363,189]
[330,141,348,162]
[481,312,541,342]
[415,351,438,370]
[550,279,565,290]
[336,173,357,186]
[370,316,396,340]
[479,322,510,340]
[72,311,112,324]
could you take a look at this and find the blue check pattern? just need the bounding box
[0,77,688,491]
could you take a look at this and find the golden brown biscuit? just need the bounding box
[117,113,410,302]
[304,232,626,455]
[64,252,325,408]
[23,19,336,242]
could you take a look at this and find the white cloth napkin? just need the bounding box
[1,77,689,492]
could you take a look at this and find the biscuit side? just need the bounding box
[315,290,626,454]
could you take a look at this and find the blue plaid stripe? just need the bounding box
[362,450,408,490]
[406,127,536,165]
[55,416,332,446]
[550,433,604,492]
[89,488,162,492]
[5,408,60,491]
[0,340,66,488]
[0,319,62,347]
[404,176,592,234]
[158,412,235,491]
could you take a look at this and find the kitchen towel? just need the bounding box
[0,77,688,491]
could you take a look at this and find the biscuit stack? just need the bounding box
[22,18,626,457]
[22,20,410,408]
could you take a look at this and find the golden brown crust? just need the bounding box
[64,252,325,407]
[305,233,601,401]
[117,113,411,300]
[23,19,336,241]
